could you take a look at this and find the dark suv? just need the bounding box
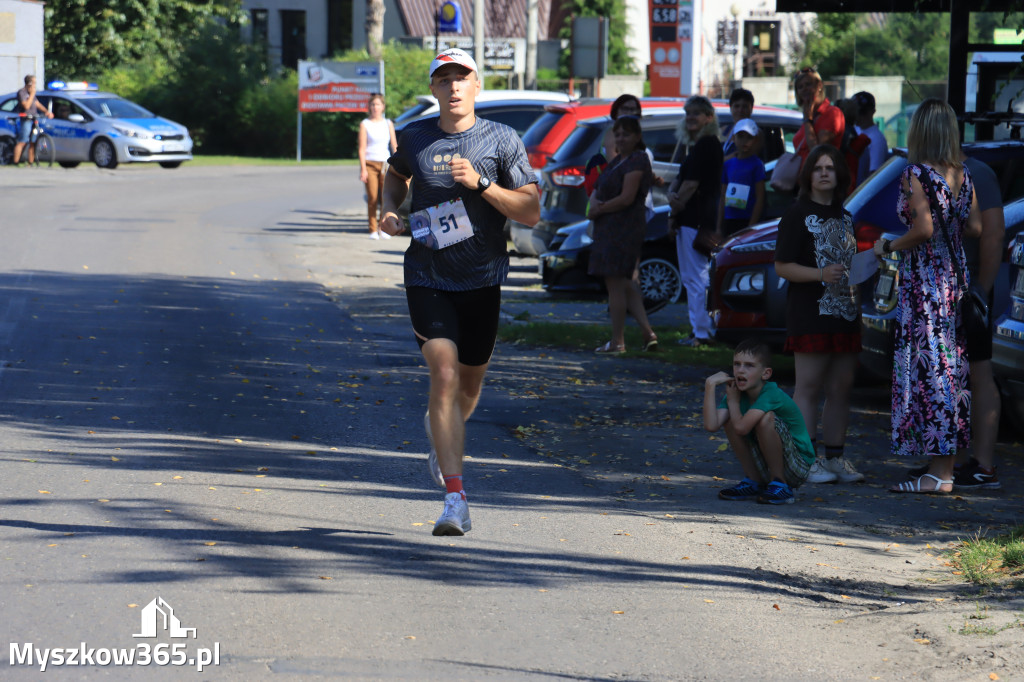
[510,102,804,256]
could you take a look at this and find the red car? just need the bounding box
[521,97,690,170]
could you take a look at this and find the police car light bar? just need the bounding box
[48,81,98,91]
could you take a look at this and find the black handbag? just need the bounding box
[920,166,990,334]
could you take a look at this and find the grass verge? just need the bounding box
[190,156,356,167]
[497,319,795,378]
[948,525,1024,589]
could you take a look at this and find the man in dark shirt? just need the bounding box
[380,48,540,536]
[13,75,54,165]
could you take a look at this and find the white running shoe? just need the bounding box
[379,230,391,240]
[432,492,471,536]
[369,232,380,240]
[424,411,444,488]
[806,458,839,483]
[819,456,865,483]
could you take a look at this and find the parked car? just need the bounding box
[394,90,573,135]
[0,82,192,169]
[511,102,804,257]
[522,97,689,170]
[538,203,681,313]
[994,226,1024,424]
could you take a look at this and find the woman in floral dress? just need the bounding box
[872,99,981,493]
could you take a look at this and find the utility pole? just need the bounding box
[526,0,538,89]
[474,0,485,89]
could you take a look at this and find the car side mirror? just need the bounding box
[68,114,85,123]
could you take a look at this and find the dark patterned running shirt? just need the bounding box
[388,116,535,291]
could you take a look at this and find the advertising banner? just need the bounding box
[648,0,682,96]
[297,60,384,113]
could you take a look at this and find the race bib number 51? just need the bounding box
[410,199,475,250]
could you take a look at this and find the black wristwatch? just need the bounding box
[882,239,893,254]
[477,176,491,193]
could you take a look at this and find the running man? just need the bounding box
[379,48,540,536]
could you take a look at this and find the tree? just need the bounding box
[366,0,386,60]
[557,0,637,77]
[799,13,949,81]
[44,0,244,80]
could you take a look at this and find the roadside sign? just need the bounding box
[438,1,461,33]
[295,60,384,162]
[297,60,383,113]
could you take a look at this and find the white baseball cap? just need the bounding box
[731,118,759,138]
[429,48,479,78]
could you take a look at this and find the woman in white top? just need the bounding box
[358,93,398,239]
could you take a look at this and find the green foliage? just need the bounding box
[333,42,434,120]
[802,13,949,81]
[44,0,243,81]
[557,0,638,77]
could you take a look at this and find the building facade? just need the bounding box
[0,0,44,93]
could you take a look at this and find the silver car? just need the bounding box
[0,83,192,169]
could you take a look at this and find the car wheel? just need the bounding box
[91,139,118,169]
[0,137,13,165]
[58,161,80,169]
[159,161,182,169]
[638,257,682,314]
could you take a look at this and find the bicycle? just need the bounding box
[13,115,55,168]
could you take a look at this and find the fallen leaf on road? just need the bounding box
[319,576,333,580]
[840,595,851,600]
[204,542,217,546]
[612,611,624,614]
[914,638,931,645]
[773,604,780,610]
[39,490,51,494]
[704,600,714,604]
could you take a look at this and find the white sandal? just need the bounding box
[889,473,953,494]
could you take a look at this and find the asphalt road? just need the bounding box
[1,163,1021,681]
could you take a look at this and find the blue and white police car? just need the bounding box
[0,82,192,169]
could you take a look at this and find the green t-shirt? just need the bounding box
[718,381,816,465]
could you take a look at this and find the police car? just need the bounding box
[0,82,192,169]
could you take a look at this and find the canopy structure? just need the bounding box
[776,0,1023,114]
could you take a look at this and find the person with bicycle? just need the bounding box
[13,75,53,166]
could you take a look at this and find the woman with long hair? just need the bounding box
[587,116,658,353]
[775,144,865,485]
[872,98,982,493]
[358,93,398,239]
[667,95,723,346]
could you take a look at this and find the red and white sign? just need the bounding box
[648,0,682,96]
[297,60,383,113]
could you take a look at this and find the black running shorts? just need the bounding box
[406,285,501,366]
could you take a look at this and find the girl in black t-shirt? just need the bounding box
[774,144,864,485]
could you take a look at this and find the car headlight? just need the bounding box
[729,239,776,254]
[725,270,766,294]
[112,125,150,139]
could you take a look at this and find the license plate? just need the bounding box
[162,143,184,153]
[875,273,894,300]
